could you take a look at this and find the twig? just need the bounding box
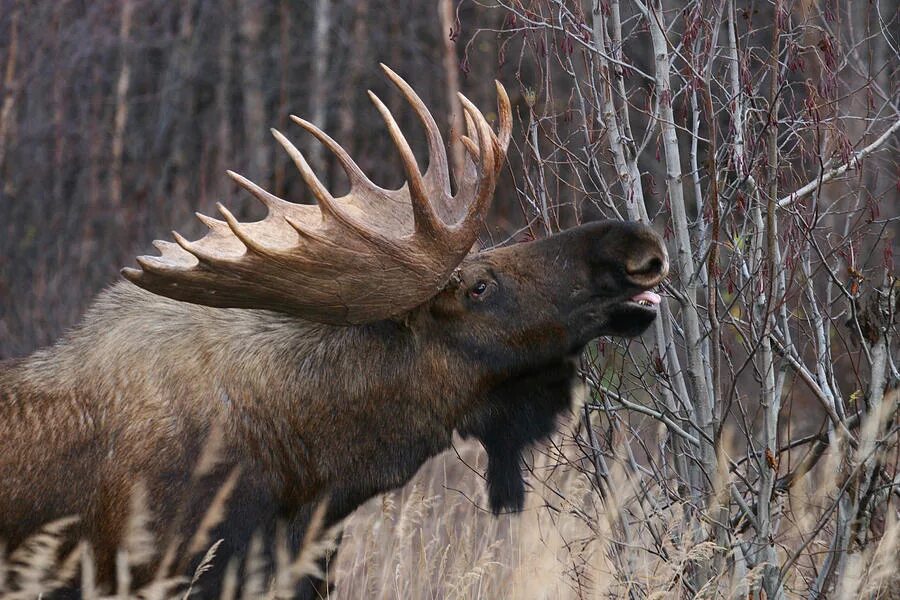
[777,118,900,208]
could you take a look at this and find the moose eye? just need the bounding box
[469,281,489,299]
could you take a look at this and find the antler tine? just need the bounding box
[457,85,511,178]
[460,94,496,185]
[458,135,479,159]
[264,133,338,217]
[225,170,292,214]
[379,63,450,195]
[134,254,184,275]
[454,93,497,239]
[171,230,222,264]
[215,203,277,257]
[270,129,383,241]
[195,212,228,231]
[459,109,480,157]
[227,166,372,251]
[493,81,512,171]
[367,89,444,238]
[285,119,372,190]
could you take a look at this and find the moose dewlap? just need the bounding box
[0,64,668,598]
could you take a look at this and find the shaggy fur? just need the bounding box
[0,220,666,597]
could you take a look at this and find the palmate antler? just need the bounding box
[122,64,512,325]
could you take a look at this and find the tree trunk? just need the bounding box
[0,2,21,194]
[169,2,197,211]
[439,0,464,185]
[216,0,235,207]
[110,0,134,211]
[238,0,270,192]
[274,0,291,198]
[51,5,65,207]
[337,0,368,164]
[308,0,331,178]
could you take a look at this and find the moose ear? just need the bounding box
[458,360,578,514]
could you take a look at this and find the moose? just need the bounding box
[0,65,668,597]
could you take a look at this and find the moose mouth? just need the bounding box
[628,290,662,308]
[579,288,661,341]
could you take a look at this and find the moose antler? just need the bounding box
[122,64,512,325]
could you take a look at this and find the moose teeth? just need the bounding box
[637,300,652,307]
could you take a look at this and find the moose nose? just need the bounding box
[624,242,669,286]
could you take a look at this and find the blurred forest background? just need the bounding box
[1,0,898,598]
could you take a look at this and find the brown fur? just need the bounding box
[0,219,667,597]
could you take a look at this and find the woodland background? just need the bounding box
[1,0,898,598]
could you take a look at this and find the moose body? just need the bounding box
[0,67,667,597]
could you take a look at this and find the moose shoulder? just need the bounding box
[0,65,668,597]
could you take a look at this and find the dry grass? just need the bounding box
[0,416,897,599]
[333,417,899,599]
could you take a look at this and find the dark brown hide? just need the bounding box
[0,219,667,597]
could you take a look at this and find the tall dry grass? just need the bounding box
[334,422,899,599]
[1,391,897,598]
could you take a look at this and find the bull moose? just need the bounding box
[0,65,668,597]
